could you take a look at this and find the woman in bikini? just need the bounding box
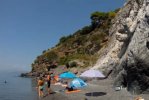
[37,77,44,98]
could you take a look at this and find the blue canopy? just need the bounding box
[69,78,87,89]
[59,71,76,79]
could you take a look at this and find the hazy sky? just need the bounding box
[0,0,125,72]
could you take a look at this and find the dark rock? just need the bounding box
[118,28,126,34]
[114,50,149,94]
[146,41,149,49]
[20,73,28,77]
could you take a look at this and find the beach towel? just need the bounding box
[65,89,81,94]
[61,84,67,87]
[54,82,62,85]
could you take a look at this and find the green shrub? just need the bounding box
[60,36,67,43]
[108,11,116,19]
[57,34,73,46]
[69,61,77,68]
[90,12,108,20]
[114,8,120,13]
[42,50,46,54]
[77,48,86,54]
[90,11,108,28]
[44,51,58,62]
[59,56,71,65]
[80,26,92,35]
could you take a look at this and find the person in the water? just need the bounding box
[4,80,7,83]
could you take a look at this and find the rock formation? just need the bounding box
[92,0,149,94]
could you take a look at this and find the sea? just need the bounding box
[0,71,38,100]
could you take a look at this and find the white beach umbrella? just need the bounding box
[80,69,105,97]
[80,69,105,78]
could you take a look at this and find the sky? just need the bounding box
[0,0,125,72]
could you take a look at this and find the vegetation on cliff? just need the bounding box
[31,9,119,73]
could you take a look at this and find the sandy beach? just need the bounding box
[39,78,149,100]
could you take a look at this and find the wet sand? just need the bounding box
[40,79,149,100]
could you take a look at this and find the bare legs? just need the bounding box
[38,87,44,98]
[47,87,51,94]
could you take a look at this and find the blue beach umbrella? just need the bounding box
[69,78,87,89]
[59,71,76,79]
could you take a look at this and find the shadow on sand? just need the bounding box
[85,92,107,97]
[43,92,56,98]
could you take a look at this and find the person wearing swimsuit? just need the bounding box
[37,77,44,98]
[46,73,52,94]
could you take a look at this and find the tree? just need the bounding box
[90,11,108,28]
[80,26,92,35]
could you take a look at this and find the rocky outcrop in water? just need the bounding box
[92,0,149,94]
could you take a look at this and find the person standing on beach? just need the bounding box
[46,72,52,94]
[37,77,44,98]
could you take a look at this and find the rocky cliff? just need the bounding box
[92,0,149,94]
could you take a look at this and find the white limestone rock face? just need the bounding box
[92,0,149,94]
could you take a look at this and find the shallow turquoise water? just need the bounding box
[0,71,38,100]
